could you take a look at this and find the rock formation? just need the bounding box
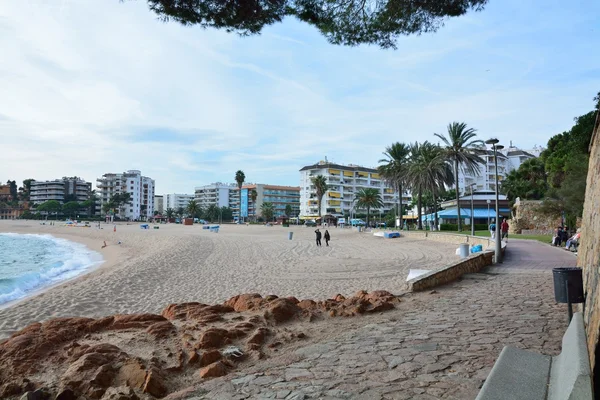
[0,290,399,399]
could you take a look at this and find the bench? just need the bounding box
[476,312,592,400]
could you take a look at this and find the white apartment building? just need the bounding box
[164,193,195,211]
[194,183,237,210]
[456,144,537,196]
[154,195,164,214]
[30,177,92,204]
[96,170,155,220]
[299,161,411,217]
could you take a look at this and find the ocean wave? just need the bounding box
[0,233,103,305]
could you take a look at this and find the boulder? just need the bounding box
[264,298,300,323]
[247,328,269,346]
[146,321,176,338]
[115,360,146,389]
[199,361,228,378]
[196,328,228,349]
[100,386,140,400]
[199,350,222,367]
[224,294,264,312]
[55,388,77,400]
[142,368,167,398]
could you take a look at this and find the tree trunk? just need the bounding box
[433,192,438,230]
[366,206,370,227]
[454,159,461,231]
[417,190,423,230]
[398,183,403,228]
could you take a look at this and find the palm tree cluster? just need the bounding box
[378,122,484,231]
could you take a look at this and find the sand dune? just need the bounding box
[0,221,459,338]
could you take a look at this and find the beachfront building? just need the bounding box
[164,193,195,211]
[299,160,410,219]
[96,170,155,220]
[194,183,237,210]
[29,177,92,205]
[236,184,300,220]
[0,185,12,202]
[154,195,164,214]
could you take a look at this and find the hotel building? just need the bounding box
[96,170,155,220]
[299,160,410,218]
[29,177,92,205]
[236,184,300,220]
[194,183,238,210]
[164,193,195,211]
[154,195,164,214]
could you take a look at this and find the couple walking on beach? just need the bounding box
[315,229,330,247]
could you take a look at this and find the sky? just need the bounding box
[1,1,599,194]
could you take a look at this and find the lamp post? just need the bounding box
[487,199,491,228]
[485,138,504,263]
[469,183,476,236]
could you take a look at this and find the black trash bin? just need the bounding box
[552,267,584,303]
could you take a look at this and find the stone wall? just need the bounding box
[407,251,494,292]
[510,198,562,234]
[580,112,600,375]
[401,231,492,249]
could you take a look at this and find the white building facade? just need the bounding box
[96,170,155,220]
[164,194,195,211]
[299,161,411,217]
[154,195,164,214]
[30,177,92,204]
[456,145,537,196]
[194,183,236,210]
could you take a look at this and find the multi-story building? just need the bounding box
[154,195,164,214]
[30,177,92,204]
[96,170,155,220]
[164,194,195,211]
[299,160,409,218]
[456,144,537,196]
[194,183,237,210]
[237,184,300,220]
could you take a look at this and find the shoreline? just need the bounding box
[0,224,122,312]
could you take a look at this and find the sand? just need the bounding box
[0,220,459,339]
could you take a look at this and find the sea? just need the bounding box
[0,233,103,305]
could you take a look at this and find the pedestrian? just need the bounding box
[501,218,509,241]
[324,230,331,246]
[315,228,322,247]
[489,219,496,239]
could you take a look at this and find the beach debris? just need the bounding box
[222,346,244,358]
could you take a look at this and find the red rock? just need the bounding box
[224,294,263,312]
[55,388,77,400]
[142,368,167,398]
[196,328,228,349]
[365,290,396,302]
[115,360,146,389]
[162,303,233,321]
[286,296,300,304]
[264,295,278,302]
[247,328,269,346]
[368,301,395,313]
[199,361,228,378]
[226,329,247,339]
[145,321,175,338]
[199,350,222,367]
[354,290,368,299]
[333,294,346,302]
[264,298,300,323]
[233,321,255,331]
[187,351,199,365]
[297,300,317,310]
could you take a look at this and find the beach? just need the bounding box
[0,220,459,339]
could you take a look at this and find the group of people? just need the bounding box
[553,226,581,251]
[489,218,509,240]
[314,229,331,247]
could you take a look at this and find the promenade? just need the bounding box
[183,240,577,400]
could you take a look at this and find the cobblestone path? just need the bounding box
[184,241,578,400]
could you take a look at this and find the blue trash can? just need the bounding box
[288,232,293,240]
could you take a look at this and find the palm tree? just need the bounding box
[407,142,454,230]
[378,142,411,225]
[235,170,245,221]
[311,175,329,219]
[261,202,275,222]
[434,122,485,231]
[354,188,384,227]
[250,189,258,220]
[165,208,175,219]
[187,199,199,218]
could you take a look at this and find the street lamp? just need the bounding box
[485,138,504,263]
[486,199,491,228]
[469,183,476,236]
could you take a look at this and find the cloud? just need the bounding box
[0,0,599,194]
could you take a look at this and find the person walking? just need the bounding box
[501,218,509,241]
[324,230,331,246]
[315,229,322,247]
[489,219,496,239]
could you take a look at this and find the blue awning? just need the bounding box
[420,207,509,221]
